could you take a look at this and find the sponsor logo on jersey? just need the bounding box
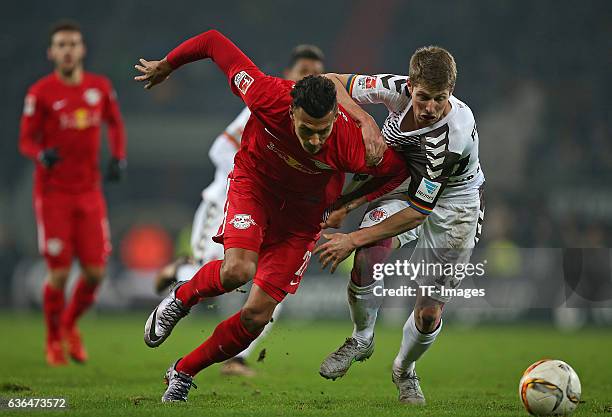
[310,159,333,170]
[23,95,36,116]
[229,214,257,230]
[368,207,388,222]
[416,178,442,203]
[84,88,102,106]
[266,142,321,174]
[234,71,254,95]
[59,108,101,130]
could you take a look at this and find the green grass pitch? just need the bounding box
[1,312,611,416]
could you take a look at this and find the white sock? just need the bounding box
[392,311,442,375]
[176,264,201,282]
[348,280,383,349]
[236,302,283,360]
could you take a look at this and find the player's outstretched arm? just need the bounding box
[135,30,272,114]
[325,73,386,167]
[315,207,426,272]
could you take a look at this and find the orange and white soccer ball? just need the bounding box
[519,359,581,416]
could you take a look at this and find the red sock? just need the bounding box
[43,282,65,342]
[62,277,99,329]
[176,310,260,376]
[176,260,225,308]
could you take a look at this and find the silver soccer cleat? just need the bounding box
[144,282,190,348]
[162,359,198,402]
[319,337,374,380]
[392,369,426,405]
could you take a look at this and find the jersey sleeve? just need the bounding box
[335,126,409,201]
[346,74,409,113]
[18,85,45,160]
[223,106,251,148]
[101,78,127,160]
[208,106,251,172]
[166,30,284,116]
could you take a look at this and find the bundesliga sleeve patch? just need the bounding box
[357,76,377,90]
[415,178,442,203]
[23,95,36,116]
[234,71,254,95]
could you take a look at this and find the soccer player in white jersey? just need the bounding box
[314,46,485,404]
[154,44,325,376]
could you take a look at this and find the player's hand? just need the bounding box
[361,117,387,167]
[134,58,173,89]
[314,233,357,273]
[105,158,126,183]
[320,206,348,229]
[38,148,60,169]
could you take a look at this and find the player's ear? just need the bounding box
[407,78,413,96]
[46,47,53,62]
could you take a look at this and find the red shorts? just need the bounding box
[213,171,322,302]
[34,188,111,269]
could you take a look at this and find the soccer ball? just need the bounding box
[519,359,581,416]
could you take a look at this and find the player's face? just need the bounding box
[284,58,324,82]
[290,106,338,154]
[48,31,85,75]
[409,81,452,128]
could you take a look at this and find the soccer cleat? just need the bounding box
[162,360,198,402]
[392,369,426,405]
[45,340,68,366]
[154,256,192,295]
[144,282,190,348]
[319,337,374,380]
[63,325,88,363]
[220,357,256,377]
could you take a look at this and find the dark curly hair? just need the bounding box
[291,75,337,118]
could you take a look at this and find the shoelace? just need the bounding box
[158,300,188,333]
[166,373,198,401]
[329,338,359,361]
[397,373,422,396]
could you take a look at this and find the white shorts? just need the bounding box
[191,197,225,264]
[360,191,485,303]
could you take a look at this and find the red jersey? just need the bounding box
[167,30,408,208]
[19,72,126,193]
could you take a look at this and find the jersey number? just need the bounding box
[294,251,312,277]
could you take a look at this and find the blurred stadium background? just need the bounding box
[1,0,611,327]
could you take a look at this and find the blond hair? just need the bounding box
[409,46,457,92]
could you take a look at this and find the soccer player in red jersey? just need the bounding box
[19,21,127,366]
[135,29,406,402]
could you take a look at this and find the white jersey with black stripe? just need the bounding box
[348,74,484,213]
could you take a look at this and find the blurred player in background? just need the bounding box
[154,44,326,377]
[135,29,404,402]
[19,21,127,366]
[315,47,484,405]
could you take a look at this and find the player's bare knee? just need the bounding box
[82,266,105,284]
[416,306,442,332]
[221,259,256,289]
[240,306,271,334]
[48,269,70,289]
